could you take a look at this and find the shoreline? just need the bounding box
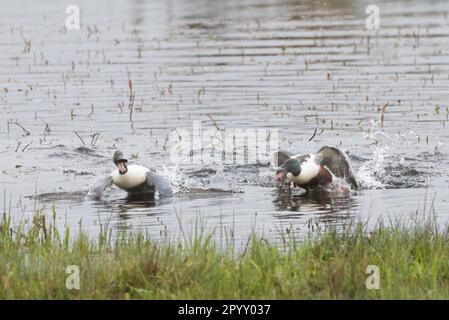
[1,208,448,299]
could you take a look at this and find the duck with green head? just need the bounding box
[275,146,359,190]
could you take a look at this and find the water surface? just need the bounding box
[1,0,449,244]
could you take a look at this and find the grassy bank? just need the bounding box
[1,209,449,299]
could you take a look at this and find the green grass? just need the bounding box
[2,207,449,299]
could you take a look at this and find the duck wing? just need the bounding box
[87,175,113,198]
[273,150,294,166]
[315,146,359,189]
[145,171,173,196]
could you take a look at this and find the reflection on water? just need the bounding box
[1,0,449,245]
[273,188,356,214]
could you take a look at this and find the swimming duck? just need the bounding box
[274,146,359,190]
[87,150,173,198]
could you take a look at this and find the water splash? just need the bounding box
[207,166,234,192]
[160,164,188,193]
[355,128,439,189]
[356,145,389,189]
[160,164,241,193]
[355,130,394,189]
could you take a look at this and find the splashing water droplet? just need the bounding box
[356,145,389,189]
[208,166,232,191]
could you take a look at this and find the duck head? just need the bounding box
[113,150,128,175]
[276,158,301,180]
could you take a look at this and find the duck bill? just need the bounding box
[117,160,128,174]
[275,167,287,180]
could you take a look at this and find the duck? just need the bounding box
[274,146,359,190]
[87,150,173,198]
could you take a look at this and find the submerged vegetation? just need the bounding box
[1,207,449,299]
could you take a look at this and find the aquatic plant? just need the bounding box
[2,205,449,299]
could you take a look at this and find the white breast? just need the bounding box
[112,164,149,190]
[287,154,320,185]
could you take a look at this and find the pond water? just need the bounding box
[1,0,449,245]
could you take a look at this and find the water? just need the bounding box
[1,0,449,245]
